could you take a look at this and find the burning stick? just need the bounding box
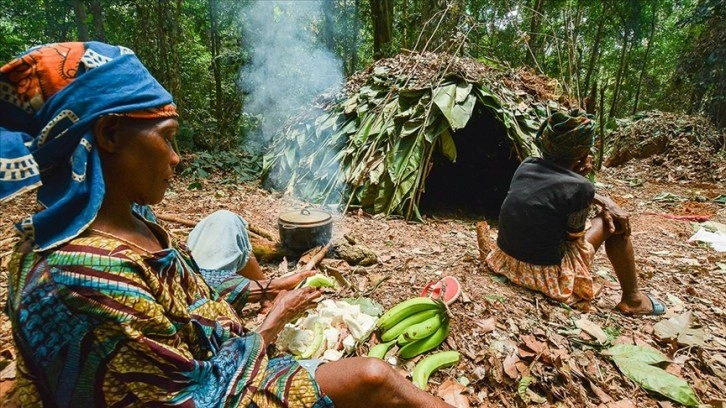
[302,243,332,271]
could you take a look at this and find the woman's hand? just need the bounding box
[251,270,317,303]
[594,194,631,236]
[574,154,593,176]
[274,269,317,291]
[256,287,323,345]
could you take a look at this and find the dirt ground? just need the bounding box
[1,160,724,407]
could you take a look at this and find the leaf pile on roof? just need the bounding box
[604,111,725,183]
[262,51,571,219]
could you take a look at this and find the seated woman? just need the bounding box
[0,42,451,407]
[486,110,664,316]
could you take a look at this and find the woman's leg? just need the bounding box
[586,214,654,314]
[315,357,451,408]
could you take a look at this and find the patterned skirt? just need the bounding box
[486,237,600,304]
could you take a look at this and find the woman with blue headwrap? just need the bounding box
[1,42,452,407]
[486,110,664,316]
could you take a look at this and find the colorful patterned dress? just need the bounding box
[7,221,334,407]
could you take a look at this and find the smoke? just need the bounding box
[239,1,344,150]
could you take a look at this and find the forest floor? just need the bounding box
[1,157,725,407]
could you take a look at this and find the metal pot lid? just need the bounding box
[278,208,332,225]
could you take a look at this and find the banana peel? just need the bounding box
[299,273,337,289]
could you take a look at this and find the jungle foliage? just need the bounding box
[1,0,723,155]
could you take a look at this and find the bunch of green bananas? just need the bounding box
[368,297,450,360]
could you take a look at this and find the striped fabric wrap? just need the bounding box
[7,218,333,407]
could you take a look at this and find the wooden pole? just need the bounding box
[156,213,277,241]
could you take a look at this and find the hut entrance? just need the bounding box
[419,109,520,215]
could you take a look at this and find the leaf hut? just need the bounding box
[262,52,572,220]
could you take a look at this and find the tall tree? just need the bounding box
[351,0,361,74]
[369,0,393,59]
[632,3,658,114]
[71,0,89,41]
[582,4,606,94]
[89,0,105,41]
[525,0,546,67]
[208,0,223,130]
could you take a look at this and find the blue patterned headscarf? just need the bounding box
[0,42,177,251]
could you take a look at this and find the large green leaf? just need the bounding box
[423,114,451,143]
[387,131,423,184]
[353,114,382,147]
[400,117,424,138]
[602,344,669,365]
[604,345,699,406]
[373,176,394,214]
[398,88,429,111]
[385,133,424,212]
[439,129,457,162]
[368,157,385,184]
[432,82,476,130]
[341,94,359,114]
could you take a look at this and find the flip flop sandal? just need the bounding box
[619,293,666,316]
[420,276,462,306]
[647,294,666,316]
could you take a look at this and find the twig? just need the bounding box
[301,243,332,271]
[156,213,197,227]
[362,275,391,296]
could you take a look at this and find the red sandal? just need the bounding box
[420,276,462,305]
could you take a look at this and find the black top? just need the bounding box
[496,157,595,265]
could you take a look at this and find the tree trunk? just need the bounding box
[571,0,585,97]
[401,0,408,49]
[323,0,335,51]
[208,0,223,127]
[632,9,657,115]
[608,29,631,120]
[369,0,393,60]
[597,80,606,170]
[72,0,89,41]
[156,1,170,86]
[583,10,605,94]
[526,0,546,66]
[350,0,360,74]
[89,0,105,41]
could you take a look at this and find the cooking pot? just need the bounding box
[278,209,332,251]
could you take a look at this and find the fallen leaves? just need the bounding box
[653,311,705,347]
[473,316,497,334]
[575,318,610,345]
[436,379,470,408]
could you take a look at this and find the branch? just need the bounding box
[301,243,332,272]
[156,212,276,241]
